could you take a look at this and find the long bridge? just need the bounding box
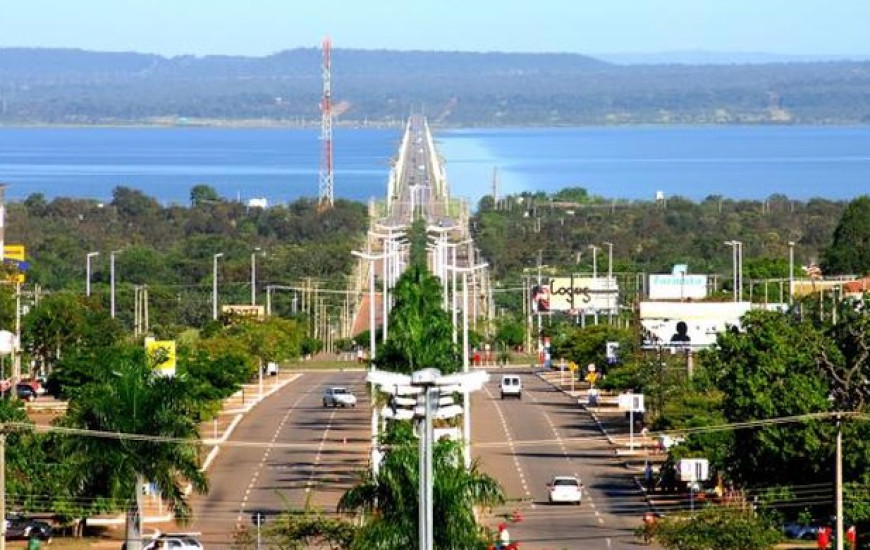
[350,114,493,345]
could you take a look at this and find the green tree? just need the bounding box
[821,195,870,275]
[189,184,221,206]
[375,264,457,375]
[647,506,782,550]
[338,425,503,549]
[57,344,207,550]
[707,310,833,487]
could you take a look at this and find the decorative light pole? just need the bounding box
[86,251,100,297]
[213,252,224,321]
[368,368,489,550]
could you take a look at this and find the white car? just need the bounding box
[142,533,203,550]
[547,475,583,504]
[323,387,357,408]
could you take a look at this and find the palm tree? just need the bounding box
[338,424,504,549]
[58,344,207,550]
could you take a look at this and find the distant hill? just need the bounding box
[593,50,870,65]
[1,47,869,126]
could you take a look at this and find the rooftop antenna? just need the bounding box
[318,36,334,210]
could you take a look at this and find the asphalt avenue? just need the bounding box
[164,366,658,549]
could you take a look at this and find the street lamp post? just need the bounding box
[86,251,100,297]
[251,247,262,306]
[110,250,122,318]
[446,262,488,467]
[603,242,613,322]
[352,249,390,476]
[213,253,224,321]
[788,241,796,306]
[589,245,599,279]
[368,368,489,550]
[725,241,742,302]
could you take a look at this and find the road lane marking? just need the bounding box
[483,384,533,506]
[236,380,321,523]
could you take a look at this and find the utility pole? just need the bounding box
[0,430,5,550]
[836,415,844,550]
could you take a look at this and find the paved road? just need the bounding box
[187,368,652,549]
[186,371,369,548]
[472,369,650,549]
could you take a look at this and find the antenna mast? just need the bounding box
[318,37,334,209]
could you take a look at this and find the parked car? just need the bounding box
[5,515,53,541]
[547,475,583,504]
[323,387,357,408]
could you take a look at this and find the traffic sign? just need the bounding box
[3,245,25,261]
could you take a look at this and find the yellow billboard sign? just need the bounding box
[145,339,177,377]
[3,245,26,284]
[4,245,25,261]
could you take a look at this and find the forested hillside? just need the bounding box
[1,47,869,125]
[471,189,847,281]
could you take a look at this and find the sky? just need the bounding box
[1,0,869,58]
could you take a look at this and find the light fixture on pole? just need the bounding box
[368,367,489,550]
[110,250,122,318]
[86,251,100,297]
[213,252,224,321]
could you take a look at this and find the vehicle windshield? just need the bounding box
[553,478,579,486]
[332,388,348,394]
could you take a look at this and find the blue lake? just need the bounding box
[0,125,867,205]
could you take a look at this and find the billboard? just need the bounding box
[222,304,266,320]
[145,338,177,377]
[544,276,619,313]
[648,274,708,300]
[639,301,751,348]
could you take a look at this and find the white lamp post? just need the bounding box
[725,241,738,302]
[251,247,262,306]
[213,252,224,321]
[352,249,390,476]
[110,250,122,318]
[588,245,599,279]
[445,262,488,467]
[603,242,614,321]
[86,251,100,297]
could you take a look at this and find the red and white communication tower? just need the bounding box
[318,37,334,209]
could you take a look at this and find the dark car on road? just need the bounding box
[5,516,53,541]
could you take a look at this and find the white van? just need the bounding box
[500,375,522,399]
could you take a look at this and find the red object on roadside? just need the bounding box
[847,525,857,546]
[817,526,831,549]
